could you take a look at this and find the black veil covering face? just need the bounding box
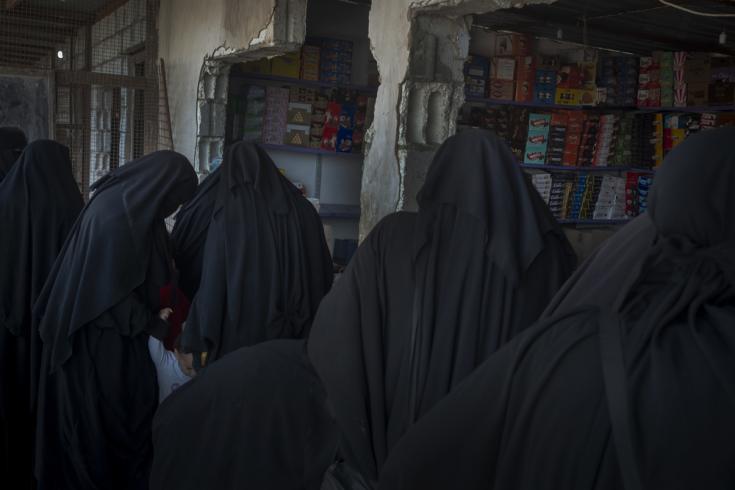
[33,150,197,490]
[0,140,82,488]
[181,141,333,364]
[307,129,576,483]
[0,126,28,180]
[378,128,735,490]
[170,166,221,299]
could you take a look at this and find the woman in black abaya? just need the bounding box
[181,141,333,364]
[0,140,83,488]
[0,126,28,180]
[34,151,197,490]
[378,127,735,490]
[307,129,576,484]
[150,130,574,490]
[170,166,221,300]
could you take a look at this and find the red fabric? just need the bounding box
[159,284,191,351]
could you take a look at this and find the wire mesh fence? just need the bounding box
[0,0,168,197]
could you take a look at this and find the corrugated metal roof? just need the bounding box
[475,0,735,56]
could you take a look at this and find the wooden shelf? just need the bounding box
[237,73,378,94]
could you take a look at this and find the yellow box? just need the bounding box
[271,52,301,79]
[554,88,597,106]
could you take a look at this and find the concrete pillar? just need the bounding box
[361,0,555,239]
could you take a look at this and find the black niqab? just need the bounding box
[307,129,576,482]
[170,166,221,299]
[0,126,27,181]
[181,141,333,363]
[34,150,197,490]
[0,140,82,488]
[378,128,735,490]
[35,150,198,371]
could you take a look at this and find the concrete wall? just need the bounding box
[158,0,306,164]
[361,0,555,238]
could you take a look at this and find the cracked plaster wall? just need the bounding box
[158,0,306,165]
[361,0,554,238]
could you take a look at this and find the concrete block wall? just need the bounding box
[359,0,555,239]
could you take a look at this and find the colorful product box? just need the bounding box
[271,52,301,79]
[491,57,516,81]
[495,33,533,57]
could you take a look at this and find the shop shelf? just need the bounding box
[318,203,361,220]
[237,73,378,94]
[262,143,364,160]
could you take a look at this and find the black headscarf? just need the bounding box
[150,340,338,490]
[181,141,333,363]
[0,127,28,181]
[35,150,198,372]
[377,128,735,490]
[307,129,576,483]
[170,166,221,300]
[0,140,82,488]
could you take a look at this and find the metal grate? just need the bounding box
[0,0,162,197]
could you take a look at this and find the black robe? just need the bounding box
[0,141,82,488]
[150,340,338,490]
[307,129,576,483]
[0,126,27,181]
[181,141,333,364]
[170,166,221,300]
[33,151,197,490]
[377,127,735,490]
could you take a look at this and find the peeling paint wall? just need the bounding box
[361,0,555,238]
[158,0,307,165]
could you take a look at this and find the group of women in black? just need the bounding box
[0,123,732,490]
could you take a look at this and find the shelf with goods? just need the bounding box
[462,30,735,227]
[224,37,378,252]
[465,96,735,114]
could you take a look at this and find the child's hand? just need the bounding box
[159,308,173,321]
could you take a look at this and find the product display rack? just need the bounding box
[466,96,735,114]
[261,143,364,160]
[239,73,379,96]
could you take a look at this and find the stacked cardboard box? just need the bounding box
[301,44,321,81]
[593,175,626,220]
[673,52,687,107]
[271,52,301,79]
[524,113,551,164]
[577,114,600,166]
[546,111,568,165]
[598,55,638,107]
[548,172,575,218]
[319,38,353,85]
[709,56,735,105]
[490,57,516,100]
[592,114,617,167]
[531,173,552,203]
[534,67,557,105]
[685,54,710,106]
[659,51,674,107]
[562,112,584,166]
[637,56,661,107]
[262,87,290,144]
[464,55,490,98]
[515,55,535,102]
[241,85,266,142]
[284,102,312,147]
